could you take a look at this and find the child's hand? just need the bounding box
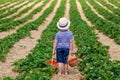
[52,50,56,55]
[71,52,75,56]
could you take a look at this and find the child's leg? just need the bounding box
[64,63,68,75]
[63,49,69,75]
[58,63,62,75]
[56,48,63,75]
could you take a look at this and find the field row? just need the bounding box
[3,0,65,79]
[0,0,119,44]
[0,0,51,61]
[0,0,120,80]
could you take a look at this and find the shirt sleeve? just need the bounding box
[55,33,58,41]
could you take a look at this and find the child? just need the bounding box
[52,17,75,75]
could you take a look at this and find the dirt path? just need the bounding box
[51,0,82,80]
[14,0,42,21]
[104,0,118,9]
[76,0,120,60]
[86,0,119,24]
[95,30,120,60]
[95,0,119,17]
[9,1,28,10]
[0,1,19,10]
[0,0,60,79]
[2,0,29,19]
[76,0,93,27]
[86,1,116,25]
[2,1,35,16]
[95,0,113,14]
[0,0,48,39]
[0,2,10,7]
[86,1,105,19]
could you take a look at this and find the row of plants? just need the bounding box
[0,2,11,9]
[13,0,38,21]
[70,0,120,79]
[96,0,120,16]
[0,0,38,24]
[0,0,48,32]
[108,0,120,8]
[0,0,30,19]
[6,0,66,80]
[0,0,17,9]
[0,1,30,21]
[88,0,120,26]
[79,0,120,44]
[0,0,16,4]
[0,0,23,14]
[0,0,53,61]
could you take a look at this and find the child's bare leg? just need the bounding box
[64,64,68,75]
[58,63,62,75]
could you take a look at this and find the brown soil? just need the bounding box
[0,2,10,7]
[0,0,50,39]
[89,0,120,26]
[95,1,113,14]
[0,0,60,79]
[86,1,115,24]
[51,55,82,80]
[10,1,28,10]
[104,0,118,9]
[14,0,42,21]
[86,1,105,19]
[3,1,29,19]
[95,30,120,60]
[51,66,82,80]
[76,0,93,26]
[0,1,20,11]
[77,0,120,60]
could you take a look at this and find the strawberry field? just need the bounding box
[0,0,120,80]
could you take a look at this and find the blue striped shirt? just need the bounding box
[55,30,74,49]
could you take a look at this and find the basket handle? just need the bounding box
[68,53,76,61]
[52,54,56,64]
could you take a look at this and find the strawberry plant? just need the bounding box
[79,0,120,44]
[13,0,66,79]
[70,0,120,79]
[0,0,54,61]
[96,0,120,16]
[108,0,120,8]
[0,0,39,24]
[88,0,120,25]
[0,0,48,31]
[0,0,23,14]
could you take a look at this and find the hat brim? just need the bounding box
[57,20,70,30]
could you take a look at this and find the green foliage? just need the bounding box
[0,0,51,61]
[108,0,120,8]
[0,0,120,79]
[0,0,44,31]
[0,1,33,24]
[80,0,120,44]
[2,77,13,80]
[0,0,24,14]
[88,0,120,25]
[96,0,120,16]
[70,0,120,79]
[12,0,66,79]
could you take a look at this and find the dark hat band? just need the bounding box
[59,22,68,28]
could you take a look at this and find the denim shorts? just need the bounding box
[56,48,69,64]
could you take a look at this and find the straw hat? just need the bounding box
[57,17,70,30]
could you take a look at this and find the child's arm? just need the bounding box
[52,40,57,55]
[70,39,75,55]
